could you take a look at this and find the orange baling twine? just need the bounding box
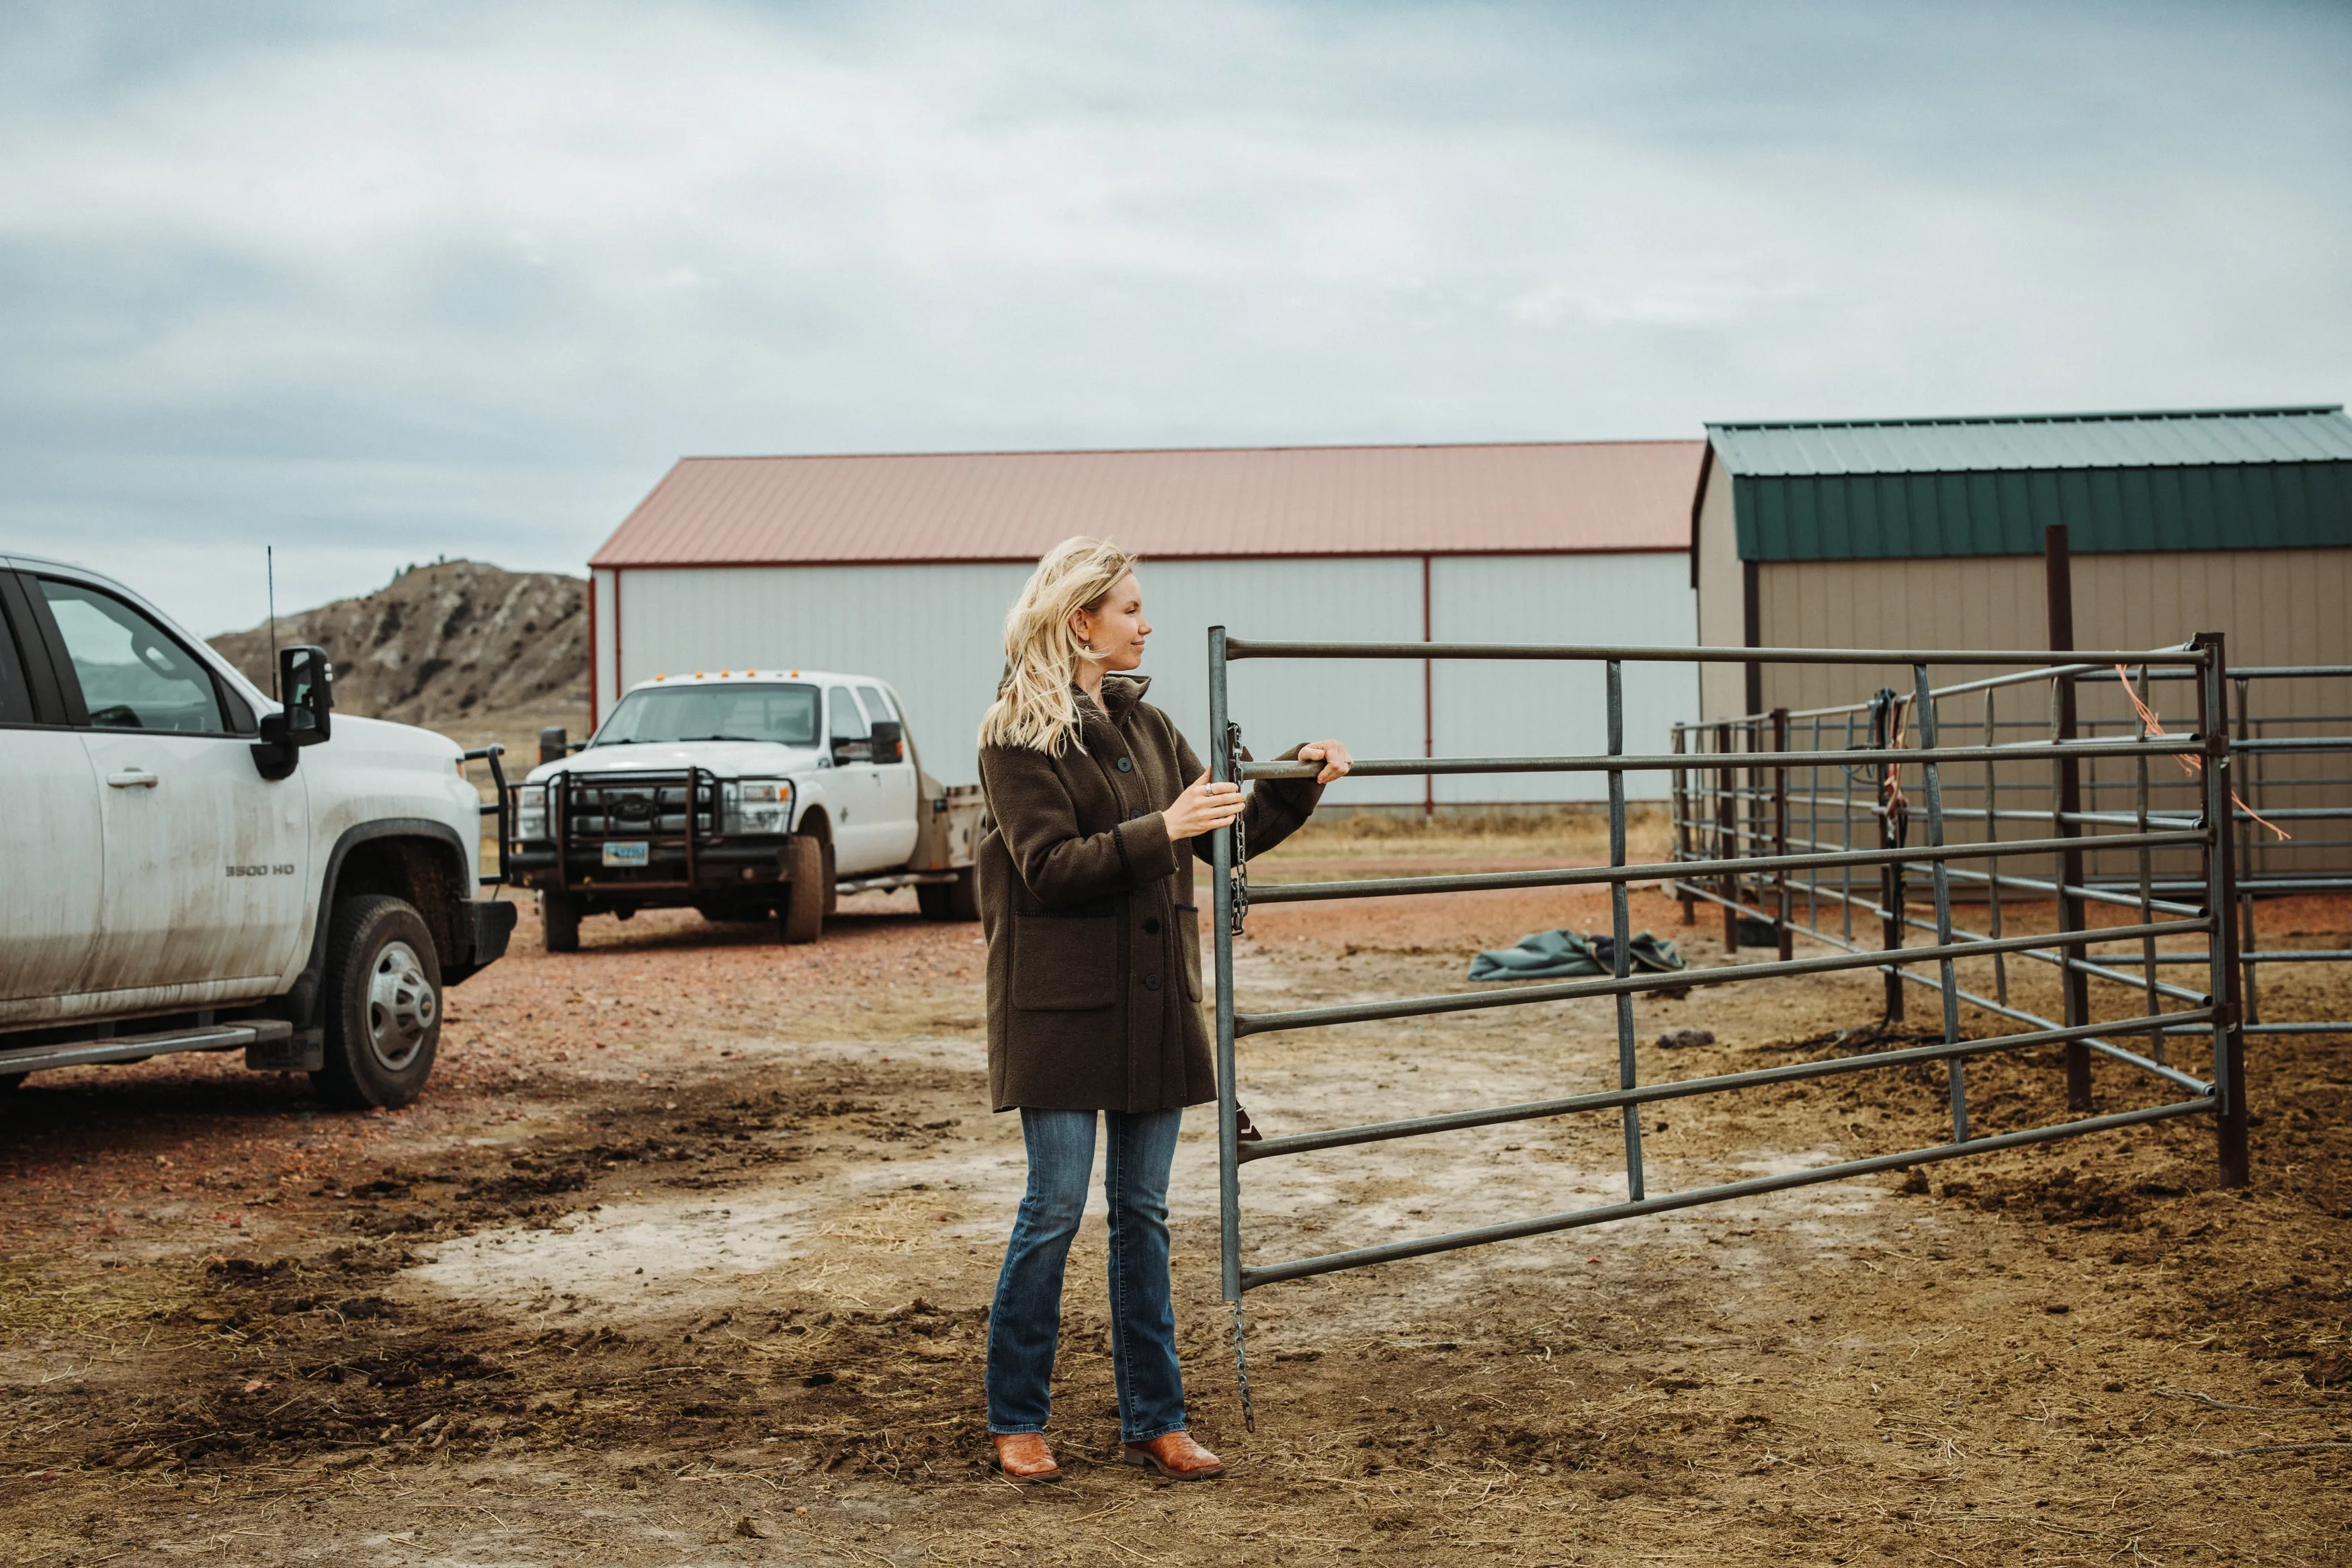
[2113,665,2290,842]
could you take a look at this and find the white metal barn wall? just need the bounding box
[1115,558,1427,809]
[597,554,1696,802]
[591,568,618,724]
[601,563,1032,787]
[1429,554,1697,802]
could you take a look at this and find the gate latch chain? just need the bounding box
[1225,721,1249,934]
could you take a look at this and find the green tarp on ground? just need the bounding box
[1466,929,1686,982]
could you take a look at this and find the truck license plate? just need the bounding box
[601,842,650,867]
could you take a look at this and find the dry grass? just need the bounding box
[1261,803,1675,867]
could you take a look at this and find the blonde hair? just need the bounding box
[979,536,1140,753]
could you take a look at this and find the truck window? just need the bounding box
[828,686,868,740]
[854,685,895,726]
[38,578,226,734]
[0,591,34,725]
[592,682,820,746]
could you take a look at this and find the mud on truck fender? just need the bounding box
[278,820,517,1109]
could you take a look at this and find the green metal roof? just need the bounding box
[1707,406,2352,561]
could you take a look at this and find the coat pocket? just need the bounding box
[1011,914,1120,1011]
[1174,904,1202,1001]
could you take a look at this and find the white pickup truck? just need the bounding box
[509,669,982,948]
[0,553,516,1108]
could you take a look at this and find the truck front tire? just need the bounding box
[778,835,825,945]
[918,866,980,922]
[541,889,581,953]
[312,895,442,1110]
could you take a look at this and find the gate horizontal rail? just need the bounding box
[1206,628,2245,1424]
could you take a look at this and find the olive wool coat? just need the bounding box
[976,674,1325,1113]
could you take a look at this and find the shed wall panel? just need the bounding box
[606,562,1030,787]
[1427,554,1698,800]
[599,558,1432,801]
[1127,557,1428,807]
[1695,457,1747,721]
[591,569,618,724]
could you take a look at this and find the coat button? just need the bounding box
[1143,973,1162,991]
[1116,756,1134,772]
[1143,918,1161,934]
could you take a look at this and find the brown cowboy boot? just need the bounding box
[1120,1431,1225,1481]
[991,1432,1062,1483]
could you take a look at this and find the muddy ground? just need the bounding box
[3,830,2348,1567]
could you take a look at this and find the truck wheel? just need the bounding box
[312,895,442,1110]
[778,835,825,945]
[822,841,838,917]
[541,890,581,953]
[919,867,980,922]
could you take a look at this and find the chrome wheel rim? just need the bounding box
[364,939,436,1072]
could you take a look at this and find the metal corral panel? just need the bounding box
[591,441,1703,567]
[1429,554,1697,801]
[1710,406,2352,477]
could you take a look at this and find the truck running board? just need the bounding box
[835,871,960,896]
[0,1019,317,1077]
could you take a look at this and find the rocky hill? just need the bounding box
[210,560,588,726]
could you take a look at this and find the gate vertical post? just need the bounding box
[1716,722,1738,953]
[1878,698,1906,1025]
[2047,524,2093,1109]
[1772,708,1792,961]
[1839,711,1857,941]
[1671,727,1695,925]
[1984,689,2008,1006]
[2197,634,2250,1188]
[1208,626,1243,1303]
[1915,664,1966,1141]
[1608,662,1644,1201]
[2132,665,2165,1064]
[2234,675,2261,1027]
[1806,713,1824,934]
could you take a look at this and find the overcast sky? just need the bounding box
[3,1,2346,634]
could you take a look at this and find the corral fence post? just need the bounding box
[2047,523,2094,1110]
[1772,707,1792,962]
[2197,631,2251,1189]
[1716,721,1738,954]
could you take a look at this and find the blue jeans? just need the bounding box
[986,1106,1187,1442]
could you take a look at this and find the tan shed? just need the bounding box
[1691,406,2352,883]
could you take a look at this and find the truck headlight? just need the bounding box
[722,778,792,836]
[515,783,549,842]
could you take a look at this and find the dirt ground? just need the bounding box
[3,825,2348,1567]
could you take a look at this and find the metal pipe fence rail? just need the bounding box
[1206,631,2246,1428]
[1669,658,2351,1047]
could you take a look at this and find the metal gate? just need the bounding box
[1206,629,2246,1421]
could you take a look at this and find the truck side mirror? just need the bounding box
[868,719,904,763]
[540,726,569,765]
[251,644,333,780]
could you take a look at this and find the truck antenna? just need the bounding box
[267,545,280,700]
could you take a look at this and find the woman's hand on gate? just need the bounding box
[1165,770,1247,840]
[1298,740,1353,785]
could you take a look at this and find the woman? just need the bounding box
[975,537,1350,1484]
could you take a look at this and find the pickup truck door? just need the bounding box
[0,574,103,1008]
[30,574,312,996]
[855,684,919,868]
[825,684,888,874]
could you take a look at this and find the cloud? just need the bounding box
[0,0,2345,631]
